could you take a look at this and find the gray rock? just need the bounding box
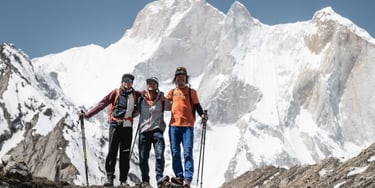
[220,142,375,188]
[3,160,32,182]
[1,154,13,165]
[5,117,79,184]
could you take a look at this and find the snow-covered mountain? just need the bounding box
[0,43,78,182]
[1,0,375,187]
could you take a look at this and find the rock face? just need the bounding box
[5,117,79,183]
[220,142,375,188]
[0,44,80,184]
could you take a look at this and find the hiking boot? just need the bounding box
[120,181,129,186]
[157,176,169,187]
[103,177,114,187]
[141,182,152,188]
[183,180,191,188]
[171,177,183,185]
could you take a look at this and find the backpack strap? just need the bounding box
[108,88,120,121]
[188,88,196,120]
[114,88,120,105]
[137,93,144,113]
[188,87,193,107]
[159,91,165,112]
[131,90,140,117]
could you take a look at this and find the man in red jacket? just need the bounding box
[80,73,140,186]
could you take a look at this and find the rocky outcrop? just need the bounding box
[220,142,375,188]
[1,155,31,182]
[5,116,79,184]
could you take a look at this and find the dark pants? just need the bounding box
[106,125,132,182]
[138,129,165,183]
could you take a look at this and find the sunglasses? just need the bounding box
[122,78,133,83]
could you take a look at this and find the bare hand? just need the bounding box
[201,114,208,121]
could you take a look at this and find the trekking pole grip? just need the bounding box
[202,110,208,125]
[79,110,85,126]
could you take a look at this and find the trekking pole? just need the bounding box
[129,123,141,159]
[79,110,89,186]
[197,110,208,188]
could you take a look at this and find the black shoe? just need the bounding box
[104,177,114,187]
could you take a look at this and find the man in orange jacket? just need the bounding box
[166,67,207,188]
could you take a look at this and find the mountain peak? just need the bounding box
[1,43,29,61]
[312,6,341,23]
[0,43,36,84]
[130,0,208,39]
[316,6,335,15]
[227,1,258,25]
[312,6,375,43]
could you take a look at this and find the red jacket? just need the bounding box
[85,87,139,120]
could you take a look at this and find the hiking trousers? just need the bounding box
[169,126,194,182]
[106,125,132,182]
[138,129,165,183]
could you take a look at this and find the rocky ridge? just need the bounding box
[220,143,375,188]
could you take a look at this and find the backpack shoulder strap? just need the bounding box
[137,93,144,111]
[188,87,193,106]
[132,90,138,102]
[188,87,196,119]
[112,88,120,105]
[109,88,120,120]
[159,91,165,112]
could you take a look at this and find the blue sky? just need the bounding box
[1,0,374,58]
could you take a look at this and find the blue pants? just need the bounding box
[169,126,194,182]
[138,129,165,183]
